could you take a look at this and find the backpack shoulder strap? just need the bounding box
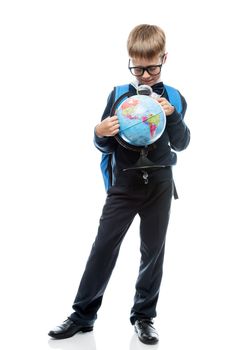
[164,84,183,200]
[164,84,182,114]
[114,84,130,101]
[100,84,130,192]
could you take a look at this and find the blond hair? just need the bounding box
[127,24,166,59]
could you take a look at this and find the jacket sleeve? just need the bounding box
[93,90,118,154]
[166,93,190,151]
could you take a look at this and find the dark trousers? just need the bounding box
[70,173,173,326]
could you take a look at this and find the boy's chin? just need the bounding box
[137,78,160,86]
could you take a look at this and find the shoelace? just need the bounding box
[137,319,154,328]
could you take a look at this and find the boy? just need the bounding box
[48,24,190,345]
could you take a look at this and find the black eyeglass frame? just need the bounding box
[128,59,163,77]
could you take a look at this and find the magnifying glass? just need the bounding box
[137,85,153,96]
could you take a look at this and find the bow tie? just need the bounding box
[151,82,164,96]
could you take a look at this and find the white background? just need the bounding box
[0,1,234,349]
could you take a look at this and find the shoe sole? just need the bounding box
[48,326,93,339]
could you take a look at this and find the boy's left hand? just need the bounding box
[157,97,175,116]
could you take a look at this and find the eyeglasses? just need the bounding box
[128,59,163,77]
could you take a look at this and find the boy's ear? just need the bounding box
[162,52,168,63]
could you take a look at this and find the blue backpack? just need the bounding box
[100,84,182,192]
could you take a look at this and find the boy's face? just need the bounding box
[129,54,166,86]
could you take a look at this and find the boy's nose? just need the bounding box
[142,70,150,78]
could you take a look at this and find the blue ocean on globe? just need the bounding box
[116,95,166,147]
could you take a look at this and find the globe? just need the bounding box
[116,94,166,147]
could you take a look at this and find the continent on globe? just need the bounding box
[142,113,160,137]
[121,98,139,119]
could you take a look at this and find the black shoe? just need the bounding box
[48,318,93,339]
[134,319,159,345]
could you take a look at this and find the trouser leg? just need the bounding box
[130,179,173,324]
[69,187,137,325]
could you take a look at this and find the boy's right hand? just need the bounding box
[95,116,120,137]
